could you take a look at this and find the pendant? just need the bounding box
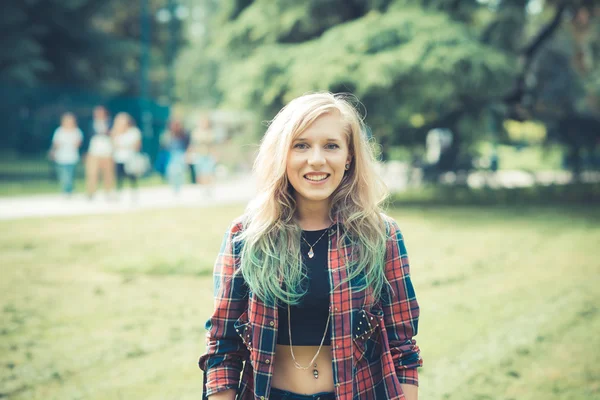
[308,247,314,258]
[313,368,319,379]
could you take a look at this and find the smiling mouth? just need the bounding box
[304,173,330,182]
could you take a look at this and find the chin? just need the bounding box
[297,190,334,203]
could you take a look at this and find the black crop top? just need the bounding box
[277,228,332,346]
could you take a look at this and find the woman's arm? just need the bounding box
[199,221,249,399]
[134,141,141,151]
[382,217,422,398]
[400,383,418,400]
[49,129,60,160]
[76,129,83,148]
[133,129,142,151]
[207,389,236,400]
[110,130,121,148]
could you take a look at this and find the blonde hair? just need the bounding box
[111,112,134,135]
[238,92,389,305]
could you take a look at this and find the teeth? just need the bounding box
[305,174,328,181]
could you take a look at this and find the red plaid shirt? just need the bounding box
[199,214,422,399]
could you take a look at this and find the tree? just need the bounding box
[0,0,187,154]
[0,0,186,98]
[528,5,600,177]
[186,1,514,140]
[179,0,600,175]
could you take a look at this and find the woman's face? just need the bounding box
[114,115,129,131]
[170,120,183,133]
[62,115,76,129]
[94,107,108,120]
[286,111,352,209]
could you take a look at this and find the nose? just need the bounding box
[308,147,325,166]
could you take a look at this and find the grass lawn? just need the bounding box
[0,154,171,197]
[0,173,169,197]
[0,205,599,400]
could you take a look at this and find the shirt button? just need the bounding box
[265,359,270,364]
[269,321,274,326]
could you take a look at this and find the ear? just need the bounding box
[346,155,353,165]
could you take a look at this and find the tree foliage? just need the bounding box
[0,0,185,98]
[178,0,599,173]
[188,0,517,145]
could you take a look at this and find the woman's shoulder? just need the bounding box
[378,212,402,238]
[126,126,142,137]
[228,215,249,236]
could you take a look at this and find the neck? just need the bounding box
[295,199,332,230]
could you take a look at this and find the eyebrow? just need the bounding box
[294,137,342,142]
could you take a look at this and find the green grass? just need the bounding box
[0,174,171,197]
[0,154,173,197]
[0,205,599,399]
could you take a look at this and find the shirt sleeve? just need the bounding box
[51,128,61,145]
[382,217,422,386]
[198,221,249,398]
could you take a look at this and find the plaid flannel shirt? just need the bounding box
[199,214,422,400]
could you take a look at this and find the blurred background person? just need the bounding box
[111,112,142,199]
[187,115,217,193]
[154,136,170,181]
[85,106,115,200]
[161,118,189,195]
[186,115,209,185]
[49,112,83,196]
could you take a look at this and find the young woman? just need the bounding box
[86,105,115,199]
[50,112,83,196]
[199,93,422,400]
[188,115,217,188]
[111,112,142,196]
[161,118,190,194]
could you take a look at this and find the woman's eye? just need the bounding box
[325,143,340,150]
[294,143,308,149]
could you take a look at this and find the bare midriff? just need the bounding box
[271,344,335,395]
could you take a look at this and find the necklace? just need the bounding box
[287,303,331,379]
[300,228,329,259]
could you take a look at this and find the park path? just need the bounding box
[0,174,257,220]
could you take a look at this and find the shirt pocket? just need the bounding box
[352,307,383,363]
[233,310,254,352]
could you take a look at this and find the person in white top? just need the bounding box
[111,112,142,194]
[187,115,217,187]
[85,106,115,199]
[50,112,83,195]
